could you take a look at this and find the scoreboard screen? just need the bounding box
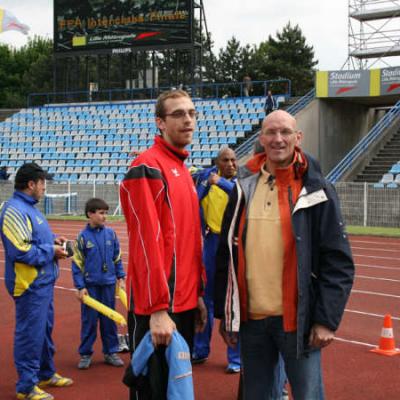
[54,0,193,53]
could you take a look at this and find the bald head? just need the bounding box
[261,110,297,133]
[216,147,237,179]
[259,110,303,172]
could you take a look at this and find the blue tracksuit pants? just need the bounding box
[79,284,119,356]
[14,283,56,394]
[193,232,240,367]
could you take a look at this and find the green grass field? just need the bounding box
[347,225,400,237]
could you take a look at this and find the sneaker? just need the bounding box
[191,356,208,365]
[78,355,92,369]
[104,353,124,367]
[38,373,73,388]
[226,364,241,374]
[118,333,129,353]
[16,386,54,400]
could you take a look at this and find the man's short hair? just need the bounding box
[216,146,235,161]
[14,162,52,190]
[85,198,109,218]
[155,89,191,118]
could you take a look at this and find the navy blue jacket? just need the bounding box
[215,154,355,356]
[72,224,125,288]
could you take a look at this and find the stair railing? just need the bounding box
[326,100,400,183]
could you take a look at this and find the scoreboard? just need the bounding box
[54,0,194,54]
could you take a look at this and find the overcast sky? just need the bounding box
[0,0,357,71]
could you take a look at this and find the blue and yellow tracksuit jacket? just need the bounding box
[71,224,125,288]
[0,191,57,297]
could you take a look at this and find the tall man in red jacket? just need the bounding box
[120,89,207,399]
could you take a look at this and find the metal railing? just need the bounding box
[2,180,400,227]
[326,100,400,183]
[234,88,316,159]
[27,79,291,107]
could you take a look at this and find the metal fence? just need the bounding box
[27,79,292,107]
[1,181,400,228]
[335,182,400,227]
[0,181,121,217]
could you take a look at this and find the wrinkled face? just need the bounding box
[88,209,107,228]
[30,179,46,201]
[259,111,303,169]
[216,149,237,179]
[156,96,196,149]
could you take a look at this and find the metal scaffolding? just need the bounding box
[348,0,400,69]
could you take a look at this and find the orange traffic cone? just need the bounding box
[370,314,400,356]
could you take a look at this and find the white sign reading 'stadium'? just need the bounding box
[328,70,370,97]
[381,67,400,95]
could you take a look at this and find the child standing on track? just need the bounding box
[72,198,126,370]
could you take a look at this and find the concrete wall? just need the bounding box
[295,99,381,175]
[296,100,320,160]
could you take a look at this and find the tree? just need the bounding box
[20,37,54,96]
[262,22,318,95]
[216,37,243,82]
[0,36,53,107]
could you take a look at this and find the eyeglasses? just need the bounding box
[263,128,297,137]
[164,110,198,119]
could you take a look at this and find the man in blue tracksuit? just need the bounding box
[72,197,126,370]
[0,162,73,400]
[192,147,241,372]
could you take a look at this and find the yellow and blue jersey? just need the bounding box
[0,191,57,297]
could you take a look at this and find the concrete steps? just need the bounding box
[354,129,400,183]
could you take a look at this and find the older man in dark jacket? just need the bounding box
[214,110,354,400]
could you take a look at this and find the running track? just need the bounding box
[1,221,400,399]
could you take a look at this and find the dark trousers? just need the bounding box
[127,309,196,400]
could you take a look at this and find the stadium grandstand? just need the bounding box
[0,95,268,184]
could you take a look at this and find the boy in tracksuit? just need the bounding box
[72,198,126,369]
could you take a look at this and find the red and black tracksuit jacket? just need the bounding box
[120,136,204,316]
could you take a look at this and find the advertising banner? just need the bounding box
[316,67,400,98]
[54,0,193,54]
[328,70,370,97]
[380,67,400,96]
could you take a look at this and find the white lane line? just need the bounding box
[351,239,400,245]
[352,246,400,253]
[334,337,376,348]
[356,275,400,283]
[353,254,400,261]
[352,289,400,299]
[345,309,400,320]
[356,263,400,271]
[55,285,75,292]
[0,277,74,292]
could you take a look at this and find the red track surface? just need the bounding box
[1,224,400,399]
